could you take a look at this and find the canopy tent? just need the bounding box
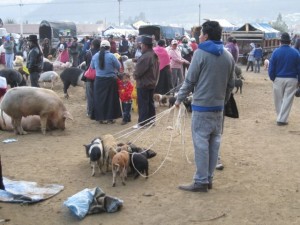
[102,26,138,38]
[235,23,280,39]
[214,19,238,32]
[132,20,149,29]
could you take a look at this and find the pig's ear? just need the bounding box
[64,111,73,120]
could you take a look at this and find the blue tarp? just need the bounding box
[0,177,64,204]
[250,23,280,39]
[236,23,280,39]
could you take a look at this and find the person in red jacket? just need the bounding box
[108,35,117,53]
[117,73,134,125]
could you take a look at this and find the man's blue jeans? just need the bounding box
[192,111,223,184]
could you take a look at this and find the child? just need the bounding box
[117,73,134,125]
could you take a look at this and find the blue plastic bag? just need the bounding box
[64,187,123,219]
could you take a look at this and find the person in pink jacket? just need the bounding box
[168,39,190,92]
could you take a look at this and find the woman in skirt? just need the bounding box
[90,40,122,124]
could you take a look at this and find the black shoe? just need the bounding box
[277,122,288,126]
[178,183,208,192]
[208,182,213,190]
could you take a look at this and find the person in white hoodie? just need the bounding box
[175,21,235,192]
[246,42,255,72]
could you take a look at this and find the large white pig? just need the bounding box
[0,87,73,135]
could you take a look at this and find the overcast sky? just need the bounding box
[0,0,299,28]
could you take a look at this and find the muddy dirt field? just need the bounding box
[0,66,300,225]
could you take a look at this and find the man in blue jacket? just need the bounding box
[254,43,263,73]
[175,21,235,192]
[268,32,300,126]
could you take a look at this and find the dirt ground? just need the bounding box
[0,65,300,225]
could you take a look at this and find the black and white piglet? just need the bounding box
[60,67,85,98]
[83,138,105,176]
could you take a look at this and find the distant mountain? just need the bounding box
[1,0,299,31]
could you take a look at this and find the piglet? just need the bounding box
[130,153,149,179]
[60,67,85,98]
[0,69,26,88]
[39,71,59,89]
[43,61,54,72]
[83,138,105,176]
[112,150,130,187]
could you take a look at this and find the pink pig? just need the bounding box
[0,87,73,135]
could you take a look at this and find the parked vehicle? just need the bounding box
[138,25,185,43]
[39,20,77,56]
[230,23,280,64]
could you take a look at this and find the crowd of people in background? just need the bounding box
[0,31,300,128]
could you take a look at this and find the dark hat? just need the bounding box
[28,34,38,42]
[182,38,188,44]
[141,35,153,45]
[73,36,78,40]
[280,32,291,43]
[157,39,166,47]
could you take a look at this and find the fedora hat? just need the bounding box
[141,35,153,45]
[28,35,38,42]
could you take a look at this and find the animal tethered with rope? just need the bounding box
[112,104,192,179]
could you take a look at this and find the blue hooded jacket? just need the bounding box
[198,40,224,56]
[175,40,235,112]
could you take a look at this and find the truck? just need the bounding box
[39,20,77,56]
[138,25,185,44]
[230,23,280,64]
[191,26,231,44]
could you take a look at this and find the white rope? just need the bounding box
[113,105,176,140]
[111,104,193,178]
[130,116,176,178]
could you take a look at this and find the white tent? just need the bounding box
[103,27,138,38]
[213,19,238,32]
[132,20,149,29]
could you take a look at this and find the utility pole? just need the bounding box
[19,0,23,35]
[198,3,201,26]
[118,0,122,26]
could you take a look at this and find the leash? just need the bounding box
[118,104,192,178]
